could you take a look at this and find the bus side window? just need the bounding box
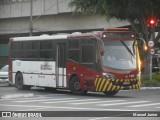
[68,39,80,62]
[69,39,79,49]
[11,42,23,59]
[11,42,17,59]
[40,40,53,60]
[23,41,33,59]
[81,45,94,64]
[32,41,40,59]
[68,50,79,62]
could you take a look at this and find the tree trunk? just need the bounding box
[143,53,150,74]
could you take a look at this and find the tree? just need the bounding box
[69,0,160,73]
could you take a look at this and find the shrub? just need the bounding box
[141,73,160,87]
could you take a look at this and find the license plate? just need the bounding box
[123,82,130,85]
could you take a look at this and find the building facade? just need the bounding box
[0,0,129,67]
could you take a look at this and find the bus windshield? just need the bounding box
[102,40,137,70]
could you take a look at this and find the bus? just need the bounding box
[8,28,141,96]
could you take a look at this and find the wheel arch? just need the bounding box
[15,71,22,76]
[68,74,79,88]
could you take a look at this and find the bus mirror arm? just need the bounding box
[96,60,102,71]
[100,47,105,56]
[138,38,148,51]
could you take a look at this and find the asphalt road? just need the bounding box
[0,86,160,120]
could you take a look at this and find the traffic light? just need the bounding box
[148,18,157,27]
[150,19,155,25]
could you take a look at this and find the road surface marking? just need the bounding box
[1,93,34,99]
[18,107,53,111]
[0,104,46,108]
[14,98,77,102]
[98,101,150,106]
[43,99,99,104]
[0,96,57,101]
[89,117,110,120]
[0,104,142,111]
[128,103,160,107]
[70,100,126,105]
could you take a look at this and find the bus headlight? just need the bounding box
[102,73,115,79]
[136,73,141,78]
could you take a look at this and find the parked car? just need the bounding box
[0,65,9,86]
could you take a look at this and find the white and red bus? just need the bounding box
[8,28,141,96]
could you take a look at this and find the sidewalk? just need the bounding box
[141,87,160,90]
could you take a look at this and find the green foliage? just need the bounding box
[141,73,160,87]
[70,0,160,39]
[70,0,160,19]
[153,73,160,82]
[70,0,160,73]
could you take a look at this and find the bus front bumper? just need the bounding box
[95,78,141,92]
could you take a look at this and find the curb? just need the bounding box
[140,87,160,90]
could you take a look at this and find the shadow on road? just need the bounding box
[27,87,135,99]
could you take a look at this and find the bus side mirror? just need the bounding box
[100,47,105,56]
[96,60,102,71]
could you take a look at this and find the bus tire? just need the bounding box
[15,73,31,90]
[15,73,24,90]
[103,91,119,96]
[70,76,87,95]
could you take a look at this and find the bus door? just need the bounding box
[56,43,67,88]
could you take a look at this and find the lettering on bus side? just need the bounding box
[40,64,52,70]
[38,74,45,78]
[16,61,21,67]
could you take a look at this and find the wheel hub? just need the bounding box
[74,82,80,90]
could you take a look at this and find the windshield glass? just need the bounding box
[102,40,137,70]
[0,65,8,72]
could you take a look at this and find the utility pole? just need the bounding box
[29,0,33,36]
[149,29,154,81]
[148,18,156,81]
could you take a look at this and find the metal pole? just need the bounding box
[150,54,152,81]
[149,28,155,81]
[29,0,33,36]
[158,54,160,73]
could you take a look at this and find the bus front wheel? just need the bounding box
[15,73,31,90]
[103,91,119,96]
[70,76,87,95]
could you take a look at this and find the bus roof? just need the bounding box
[11,30,134,42]
[11,32,98,42]
[11,34,68,41]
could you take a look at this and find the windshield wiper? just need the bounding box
[120,40,135,58]
[132,41,136,55]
